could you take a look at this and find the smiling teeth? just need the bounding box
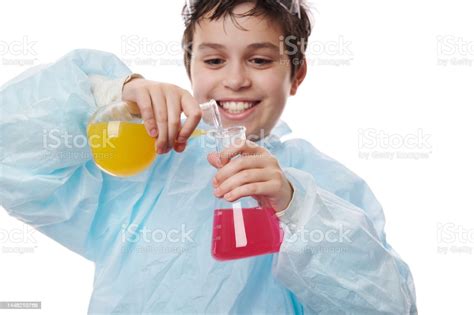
[220,101,257,114]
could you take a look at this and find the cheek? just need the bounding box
[256,70,291,99]
[190,66,212,102]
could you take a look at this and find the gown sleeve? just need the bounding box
[0,49,132,261]
[272,139,417,314]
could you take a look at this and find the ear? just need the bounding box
[290,58,307,95]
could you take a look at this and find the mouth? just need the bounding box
[216,100,261,120]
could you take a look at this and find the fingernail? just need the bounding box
[177,136,186,143]
[157,147,165,154]
[149,128,157,137]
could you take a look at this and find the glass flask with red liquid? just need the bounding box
[209,126,284,261]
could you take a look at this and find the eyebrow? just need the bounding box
[198,42,279,52]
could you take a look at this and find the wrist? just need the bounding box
[276,179,295,217]
[122,73,144,100]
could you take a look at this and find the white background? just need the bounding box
[1,0,473,314]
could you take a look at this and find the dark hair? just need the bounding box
[182,0,312,79]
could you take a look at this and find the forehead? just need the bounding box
[193,4,283,49]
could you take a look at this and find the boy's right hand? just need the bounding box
[122,78,202,154]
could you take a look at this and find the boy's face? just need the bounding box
[190,3,306,139]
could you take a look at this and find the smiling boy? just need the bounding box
[120,0,307,214]
[1,0,417,314]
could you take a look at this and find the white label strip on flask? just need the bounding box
[107,121,121,138]
[232,201,248,248]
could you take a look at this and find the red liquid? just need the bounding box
[211,207,284,261]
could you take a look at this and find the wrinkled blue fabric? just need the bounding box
[0,49,417,314]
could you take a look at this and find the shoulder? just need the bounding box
[278,137,372,203]
[277,136,386,234]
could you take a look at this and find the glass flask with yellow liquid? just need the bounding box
[87,99,221,177]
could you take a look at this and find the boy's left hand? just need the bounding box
[207,140,293,213]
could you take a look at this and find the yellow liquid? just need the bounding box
[87,122,206,177]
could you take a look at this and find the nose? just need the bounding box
[222,62,251,91]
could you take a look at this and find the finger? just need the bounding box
[214,169,270,197]
[150,89,169,153]
[223,181,278,202]
[207,152,223,169]
[214,155,272,185]
[135,93,157,137]
[173,136,186,153]
[165,90,182,150]
[177,90,201,144]
[218,140,266,166]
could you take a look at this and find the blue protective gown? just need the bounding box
[0,50,417,314]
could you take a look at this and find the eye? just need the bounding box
[249,58,273,66]
[204,58,225,66]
